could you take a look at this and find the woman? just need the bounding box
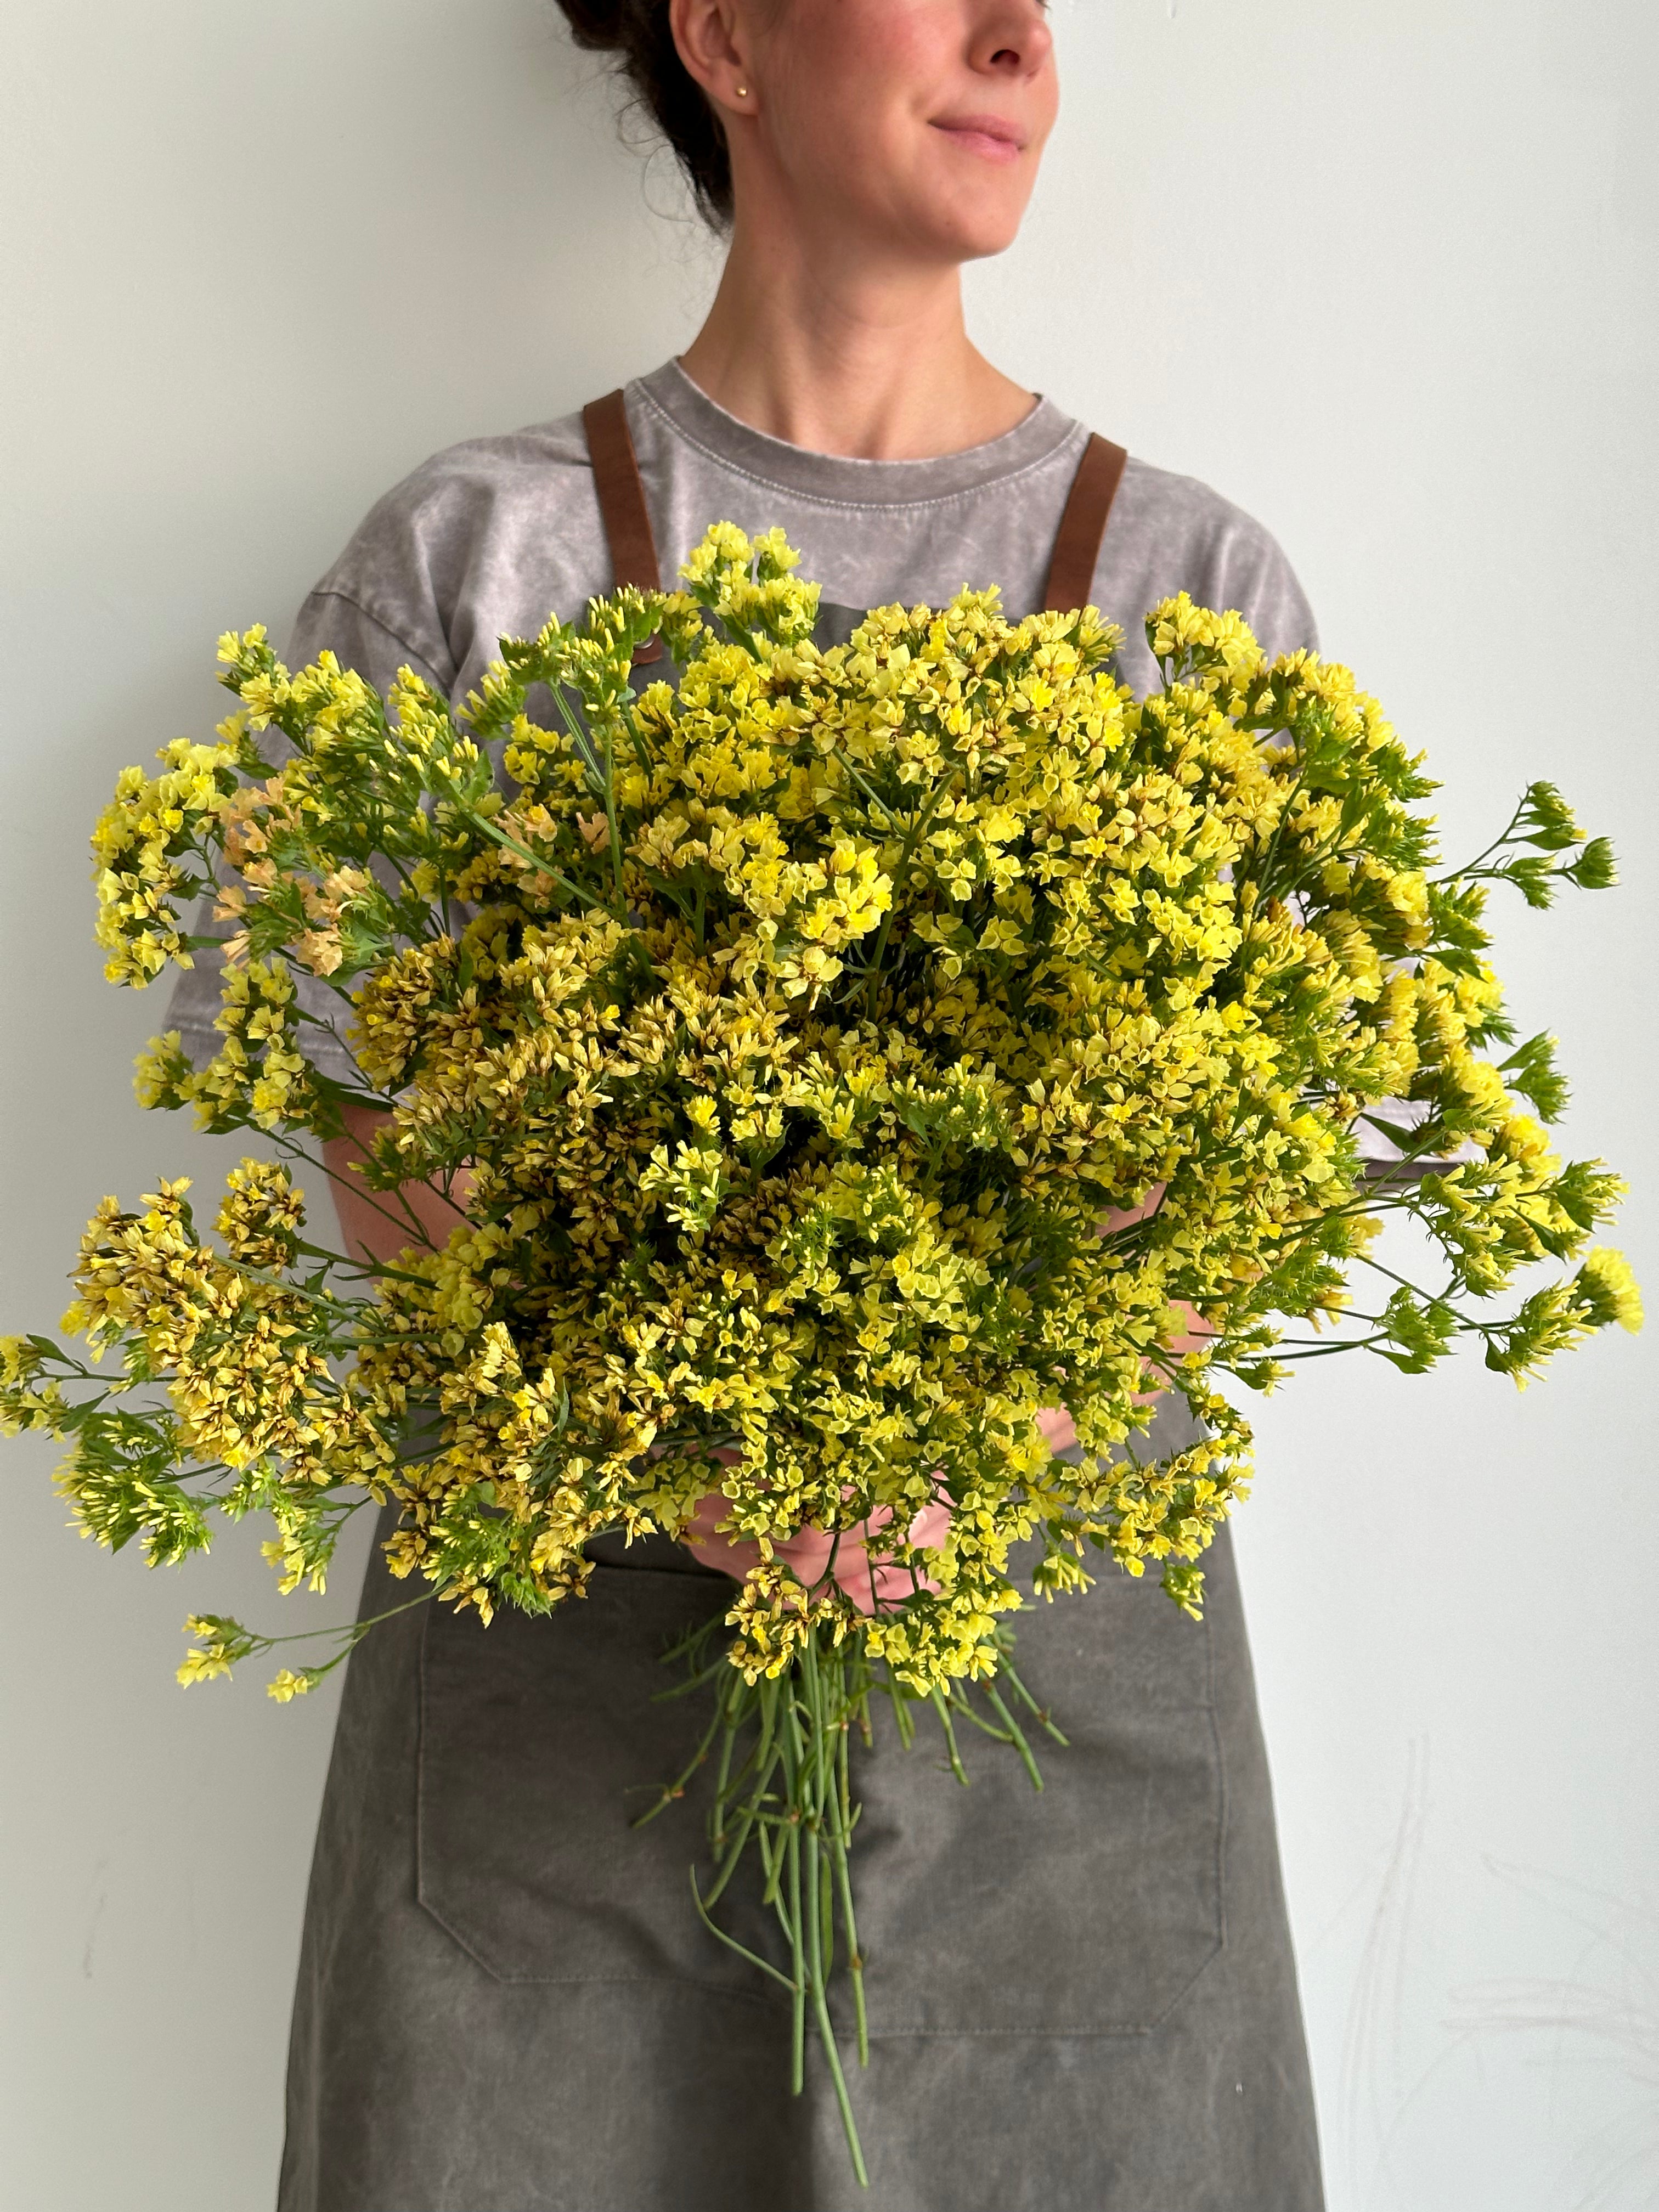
[166,1,1325,2204]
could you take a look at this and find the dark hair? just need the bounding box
[556,0,733,228]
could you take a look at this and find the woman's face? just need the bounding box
[720,0,1058,267]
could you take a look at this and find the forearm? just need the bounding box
[322,1100,470,1268]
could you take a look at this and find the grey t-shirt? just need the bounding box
[166,358,1316,1082]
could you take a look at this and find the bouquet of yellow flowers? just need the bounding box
[2,523,1637,2180]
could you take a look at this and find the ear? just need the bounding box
[670,0,757,117]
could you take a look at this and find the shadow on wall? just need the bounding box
[1313,1737,1659,2212]
[1446,1865,1659,2212]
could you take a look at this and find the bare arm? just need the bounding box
[322,1099,471,1270]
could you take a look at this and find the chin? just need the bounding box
[909,163,1037,263]
[927,202,1031,264]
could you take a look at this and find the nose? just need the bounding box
[969,0,1054,78]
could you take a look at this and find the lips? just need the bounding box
[930,112,1026,163]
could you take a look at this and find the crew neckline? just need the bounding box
[631,358,1083,510]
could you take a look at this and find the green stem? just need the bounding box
[689,1870,795,1991]
[805,1868,869,2188]
[997,1655,1070,1746]
[271,1135,443,1253]
[711,1706,737,1854]
[629,1694,724,1829]
[929,1684,970,1786]
[830,1690,869,2068]
[886,1677,916,1749]
[985,1685,1045,1792]
[601,726,626,908]
[457,805,617,917]
[945,1683,1014,1743]
[787,1808,805,2096]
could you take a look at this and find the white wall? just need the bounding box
[2,2,1652,2205]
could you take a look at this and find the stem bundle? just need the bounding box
[636,1621,1066,2185]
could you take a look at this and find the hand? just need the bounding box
[1036,1185,1212,1453]
[684,1481,951,1614]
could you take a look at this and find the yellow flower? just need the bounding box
[1575,1248,1643,1334]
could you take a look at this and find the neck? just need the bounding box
[678,214,1036,461]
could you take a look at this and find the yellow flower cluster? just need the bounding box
[91,738,239,984]
[39,1171,397,1586]
[7,525,1635,1698]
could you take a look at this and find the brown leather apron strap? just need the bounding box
[1042,431,1128,614]
[582,388,663,664]
[585,392,1123,646]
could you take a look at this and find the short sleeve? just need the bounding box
[1095,460,1318,698]
[1210,526,1318,663]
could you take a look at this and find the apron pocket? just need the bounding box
[417,1561,785,1996]
[846,1555,1226,2038]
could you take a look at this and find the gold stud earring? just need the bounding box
[735,84,748,98]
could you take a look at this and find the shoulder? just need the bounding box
[289,410,605,691]
[1096,452,1318,690]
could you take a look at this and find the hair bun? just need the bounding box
[555,0,630,53]
[552,0,733,226]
